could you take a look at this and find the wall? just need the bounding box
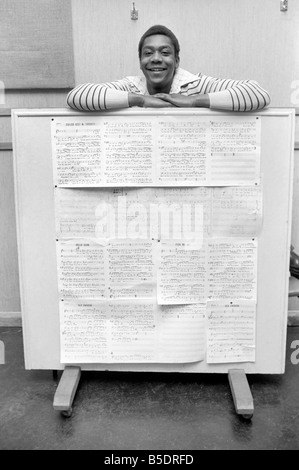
[0,0,298,324]
[72,0,299,107]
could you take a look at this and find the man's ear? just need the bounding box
[175,55,180,69]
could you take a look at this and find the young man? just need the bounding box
[67,25,270,112]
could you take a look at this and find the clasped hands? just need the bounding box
[144,93,198,108]
[129,93,210,108]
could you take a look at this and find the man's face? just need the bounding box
[140,34,179,95]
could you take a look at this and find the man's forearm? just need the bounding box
[66,84,130,110]
[194,94,210,108]
[128,93,144,107]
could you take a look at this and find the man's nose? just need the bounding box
[151,51,162,62]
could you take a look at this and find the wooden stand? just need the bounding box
[228,369,254,419]
[0,340,4,365]
[53,366,81,417]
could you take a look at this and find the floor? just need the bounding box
[0,326,299,450]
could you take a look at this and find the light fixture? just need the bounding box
[131,3,138,20]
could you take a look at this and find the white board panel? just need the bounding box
[12,108,294,373]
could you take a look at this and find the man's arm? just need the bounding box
[66,81,131,111]
[203,75,271,111]
[154,75,271,111]
[67,80,173,110]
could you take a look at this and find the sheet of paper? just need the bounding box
[157,304,206,362]
[107,239,156,299]
[207,116,261,185]
[206,301,256,363]
[60,299,205,363]
[152,187,209,240]
[108,300,158,362]
[55,188,112,238]
[156,118,210,185]
[51,118,103,186]
[60,300,109,363]
[57,239,156,300]
[56,239,107,299]
[51,115,260,187]
[103,117,156,185]
[207,238,257,300]
[157,240,207,304]
[55,187,210,240]
[211,185,263,237]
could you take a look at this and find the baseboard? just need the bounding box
[0,312,22,327]
[288,310,299,327]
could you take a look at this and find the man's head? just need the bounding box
[138,25,180,60]
[138,25,180,95]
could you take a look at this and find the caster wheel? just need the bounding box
[241,413,253,421]
[61,408,72,418]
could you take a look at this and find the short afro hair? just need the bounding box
[138,25,180,59]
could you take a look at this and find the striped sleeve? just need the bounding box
[185,75,271,111]
[66,78,135,111]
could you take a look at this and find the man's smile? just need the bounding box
[147,68,167,72]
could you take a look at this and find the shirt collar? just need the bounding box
[170,68,200,93]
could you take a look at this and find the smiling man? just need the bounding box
[67,25,270,112]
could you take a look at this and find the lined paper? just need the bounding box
[207,301,256,363]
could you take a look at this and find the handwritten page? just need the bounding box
[107,240,156,299]
[108,300,158,363]
[157,240,206,304]
[207,238,257,300]
[51,119,103,186]
[57,239,156,300]
[60,300,110,363]
[211,186,263,237]
[206,301,256,363]
[156,119,210,185]
[103,118,155,185]
[60,300,205,363]
[51,115,260,187]
[56,239,107,299]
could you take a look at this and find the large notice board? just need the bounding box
[12,108,294,374]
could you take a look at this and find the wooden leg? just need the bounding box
[53,366,81,417]
[228,369,254,420]
[0,340,4,365]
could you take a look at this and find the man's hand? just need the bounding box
[129,93,174,108]
[153,93,210,108]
